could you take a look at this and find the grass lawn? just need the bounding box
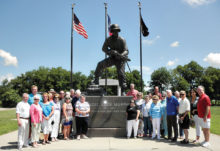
[0,109,18,135]
[210,106,220,135]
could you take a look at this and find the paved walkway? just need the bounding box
[0,108,15,111]
[0,128,219,151]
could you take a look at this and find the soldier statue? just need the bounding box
[93,24,129,95]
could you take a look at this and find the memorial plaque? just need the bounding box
[86,96,132,128]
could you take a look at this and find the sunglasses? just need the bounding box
[180,94,185,96]
[153,99,158,101]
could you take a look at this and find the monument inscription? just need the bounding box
[86,96,132,128]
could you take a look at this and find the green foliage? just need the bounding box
[150,61,219,99]
[171,70,190,92]
[200,67,220,99]
[1,89,21,107]
[8,66,91,96]
[175,61,204,89]
[150,67,172,91]
[126,69,145,92]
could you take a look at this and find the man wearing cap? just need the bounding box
[16,93,30,150]
[93,24,129,95]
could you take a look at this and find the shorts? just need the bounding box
[179,114,190,129]
[63,120,72,126]
[198,117,210,129]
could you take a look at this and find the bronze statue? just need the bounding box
[93,24,129,94]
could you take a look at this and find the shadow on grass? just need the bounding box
[0,141,17,150]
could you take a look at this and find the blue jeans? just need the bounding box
[161,115,168,136]
[143,117,152,135]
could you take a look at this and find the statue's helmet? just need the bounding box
[110,24,121,32]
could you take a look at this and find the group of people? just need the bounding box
[16,85,90,150]
[126,84,211,148]
[15,84,211,150]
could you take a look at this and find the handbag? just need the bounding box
[190,118,195,127]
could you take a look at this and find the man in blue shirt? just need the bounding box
[166,90,179,142]
[28,85,42,105]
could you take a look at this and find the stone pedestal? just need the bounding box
[86,84,104,96]
[99,79,121,96]
[86,96,132,137]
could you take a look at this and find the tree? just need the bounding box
[150,67,172,91]
[8,66,91,96]
[1,88,21,107]
[174,61,204,89]
[200,67,220,99]
[171,70,190,92]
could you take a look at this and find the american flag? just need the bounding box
[73,14,88,39]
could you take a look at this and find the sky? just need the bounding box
[0,0,220,86]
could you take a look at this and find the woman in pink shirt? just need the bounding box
[30,95,43,148]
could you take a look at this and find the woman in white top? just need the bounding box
[51,94,61,141]
[142,95,152,137]
[75,94,90,140]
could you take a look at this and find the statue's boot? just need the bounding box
[93,77,99,85]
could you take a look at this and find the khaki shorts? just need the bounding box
[198,117,210,129]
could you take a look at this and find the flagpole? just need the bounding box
[70,4,75,88]
[104,3,108,94]
[138,2,143,92]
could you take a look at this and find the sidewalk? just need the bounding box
[0,128,219,151]
[0,108,15,111]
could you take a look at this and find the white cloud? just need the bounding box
[143,35,160,46]
[203,52,220,67]
[183,0,216,6]
[0,73,14,84]
[170,41,179,47]
[131,66,152,75]
[167,59,179,67]
[0,49,18,67]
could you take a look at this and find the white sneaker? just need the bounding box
[202,142,210,148]
[134,136,137,139]
[152,136,156,139]
[23,144,30,148]
[76,135,80,140]
[18,146,23,151]
[81,134,88,139]
[200,141,206,145]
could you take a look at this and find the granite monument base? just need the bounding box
[86,96,132,137]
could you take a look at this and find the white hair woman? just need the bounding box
[30,95,42,147]
[75,94,90,140]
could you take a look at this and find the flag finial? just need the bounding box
[104,2,107,7]
[138,2,141,8]
[72,3,75,8]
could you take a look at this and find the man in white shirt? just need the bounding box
[179,91,190,144]
[16,93,30,150]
